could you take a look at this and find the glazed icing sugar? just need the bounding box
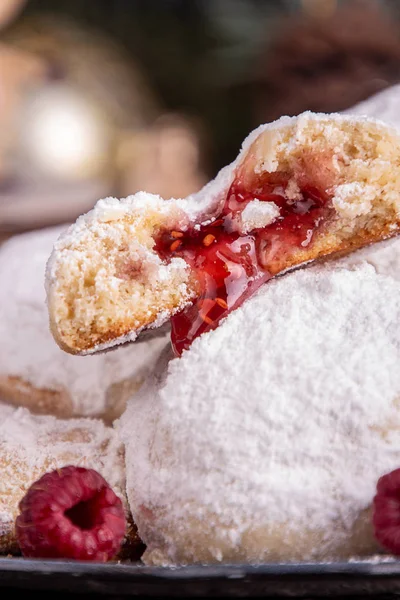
[119,240,400,564]
[0,227,167,418]
[0,404,125,543]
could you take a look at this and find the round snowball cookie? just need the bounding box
[119,241,400,564]
[0,227,167,421]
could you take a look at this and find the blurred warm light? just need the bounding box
[0,44,46,181]
[0,0,25,29]
[22,84,109,180]
[302,0,337,19]
[117,114,207,199]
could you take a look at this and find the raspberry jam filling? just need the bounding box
[157,173,331,356]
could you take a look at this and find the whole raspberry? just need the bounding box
[16,466,126,561]
[373,468,400,554]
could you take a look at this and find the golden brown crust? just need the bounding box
[0,376,73,419]
[0,374,146,423]
[267,222,400,276]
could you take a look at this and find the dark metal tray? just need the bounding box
[1,558,400,598]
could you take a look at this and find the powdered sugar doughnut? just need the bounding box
[118,241,400,564]
[0,227,167,421]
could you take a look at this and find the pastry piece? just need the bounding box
[0,403,142,557]
[118,242,400,565]
[0,227,167,421]
[46,113,400,355]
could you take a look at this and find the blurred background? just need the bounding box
[1,0,400,236]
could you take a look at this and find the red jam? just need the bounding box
[156,173,331,356]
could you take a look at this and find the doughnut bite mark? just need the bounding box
[47,113,400,355]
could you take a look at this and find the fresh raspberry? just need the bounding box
[373,468,400,554]
[16,466,126,561]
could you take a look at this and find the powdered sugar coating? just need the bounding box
[340,236,400,279]
[344,84,400,130]
[0,227,167,418]
[119,241,400,564]
[239,200,280,234]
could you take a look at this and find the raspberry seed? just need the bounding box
[16,466,126,561]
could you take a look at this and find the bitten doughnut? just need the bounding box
[46,113,400,356]
[118,237,400,565]
[0,227,167,420]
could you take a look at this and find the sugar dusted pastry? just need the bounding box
[0,227,167,420]
[118,241,400,565]
[345,84,400,131]
[47,112,400,356]
[0,404,129,555]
